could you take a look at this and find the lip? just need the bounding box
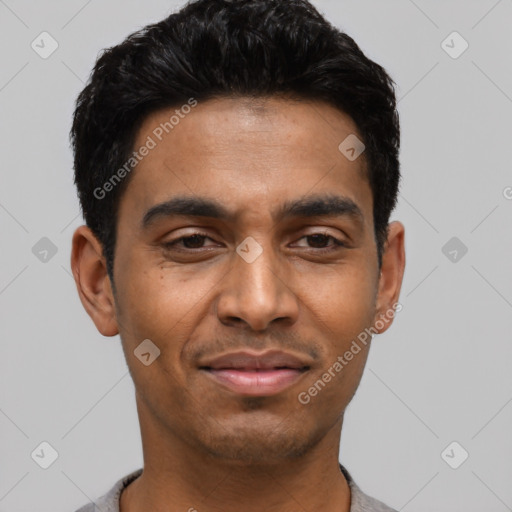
[199,349,311,397]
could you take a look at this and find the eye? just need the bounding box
[292,232,347,251]
[162,233,218,251]
[161,231,347,254]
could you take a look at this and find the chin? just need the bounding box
[192,417,322,464]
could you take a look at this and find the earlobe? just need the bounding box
[70,225,119,337]
[373,221,406,335]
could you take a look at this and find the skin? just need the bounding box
[71,96,405,512]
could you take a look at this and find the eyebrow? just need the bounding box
[141,194,364,230]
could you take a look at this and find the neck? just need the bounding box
[120,400,351,512]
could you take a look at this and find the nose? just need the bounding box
[216,240,300,331]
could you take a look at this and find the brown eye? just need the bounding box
[293,232,346,251]
[306,234,331,248]
[162,233,216,251]
[180,234,207,248]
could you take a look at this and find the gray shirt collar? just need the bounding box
[76,464,397,512]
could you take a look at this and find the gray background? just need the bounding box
[1,0,511,510]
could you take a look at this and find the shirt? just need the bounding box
[75,464,397,512]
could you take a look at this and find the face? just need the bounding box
[72,96,405,465]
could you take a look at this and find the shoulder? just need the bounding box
[73,468,143,512]
[340,464,398,512]
[74,504,95,512]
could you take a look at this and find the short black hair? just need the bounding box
[71,0,400,282]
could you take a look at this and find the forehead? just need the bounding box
[118,96,372,230]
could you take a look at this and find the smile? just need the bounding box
[200,367,310,396]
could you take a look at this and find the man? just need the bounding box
[70,0,405,510]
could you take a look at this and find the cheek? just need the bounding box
[303,264,377,344]
[113,265,197,396]
[114,247,169,318]
[113,255,218,348]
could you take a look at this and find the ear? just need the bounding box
[70,225,119,337]
[373,221,406,335]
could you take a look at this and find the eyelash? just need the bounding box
[162,231,347,253]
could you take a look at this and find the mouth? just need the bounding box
[198,350,312,397]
